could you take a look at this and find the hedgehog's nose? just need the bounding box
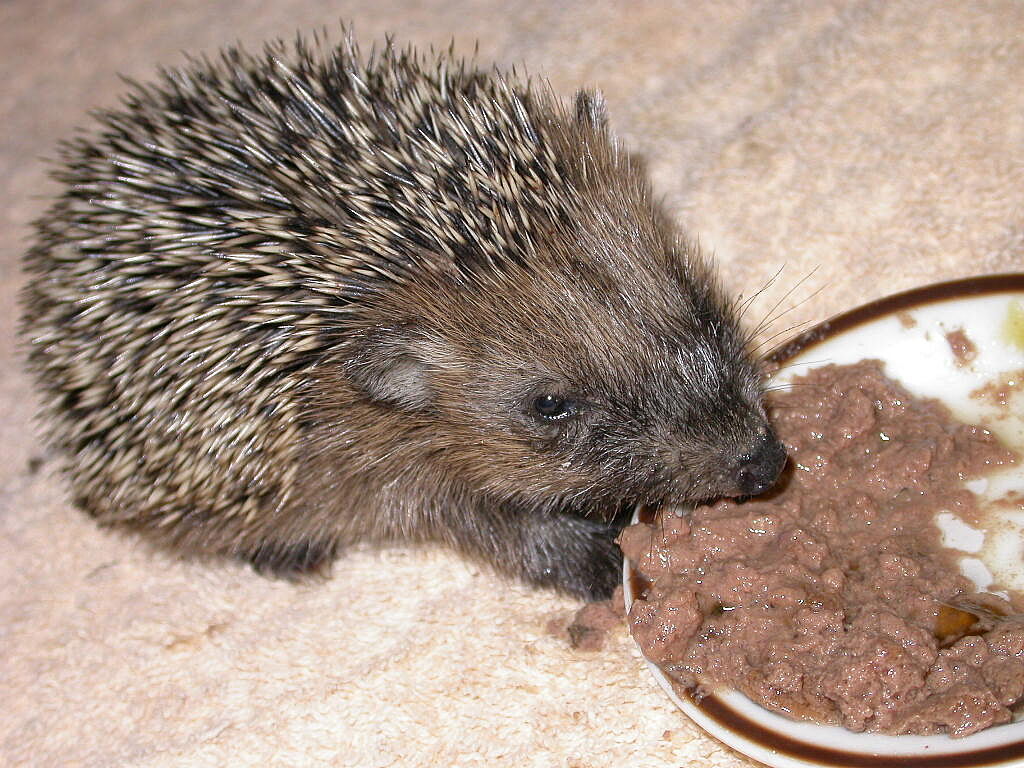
[734,431,788,497]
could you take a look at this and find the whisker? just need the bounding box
[746,266,827,349]
[770,357,835,371]
[748,318,818,356]
[736,265,785,324]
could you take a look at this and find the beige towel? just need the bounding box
[2,1,1021,766]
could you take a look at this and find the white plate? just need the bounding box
[623,274,1024,768]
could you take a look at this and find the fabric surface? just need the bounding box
[2,1,1022,766]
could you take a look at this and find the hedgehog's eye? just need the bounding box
[532,394,578,421]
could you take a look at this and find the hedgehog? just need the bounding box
[20,31,787,601]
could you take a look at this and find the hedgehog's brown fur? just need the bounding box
[21,30,785,600]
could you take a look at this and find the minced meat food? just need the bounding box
[622,360,1022,737]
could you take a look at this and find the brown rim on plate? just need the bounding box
[627,273,1024,768]
[768,273,1024,365]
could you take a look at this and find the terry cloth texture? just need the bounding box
[2,1,1022,766]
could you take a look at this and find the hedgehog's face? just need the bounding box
[347,260,786,516]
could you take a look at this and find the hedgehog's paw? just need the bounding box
[245,538,338,579]
[519,515,623,602]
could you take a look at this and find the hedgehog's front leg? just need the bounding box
[446,501,624,602]
[516,511,624,601]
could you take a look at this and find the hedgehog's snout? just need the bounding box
[729,429,788,497]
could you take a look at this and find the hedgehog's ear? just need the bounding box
[346,324,436,411]
[574,89,608,130]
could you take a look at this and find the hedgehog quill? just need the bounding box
[21,31,786,600]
